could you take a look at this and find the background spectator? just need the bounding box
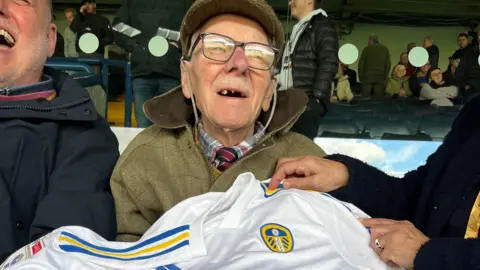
[423,36,440,69]
[443,58,460,87]
[340,62,360,93]
[70,0,113,60]
[420,68,458,106]
[407,42,416,52]
[451,32,469,60]
[409,61,431,97]
[331,63,354,103]
[64,8,79,58]
[455,31,480,101]
[112,0,188,128]
[358,34,391,98]
[386,64,411,98]
[399,52,415,77]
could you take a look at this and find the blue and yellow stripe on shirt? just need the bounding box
[260,182,285,198]
[58,225,190,261]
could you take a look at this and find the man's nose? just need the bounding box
[224,47,249,76]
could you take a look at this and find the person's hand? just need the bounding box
[465,85,471,91]
[420,83,425,87]
[80,4,87,14]
[169,41,179,48]
[268,156,349,192]
[399,89,406,96]
[360,218,430,269]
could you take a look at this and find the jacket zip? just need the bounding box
[0,97,90,112]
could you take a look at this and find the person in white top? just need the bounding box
[1,173,401,270]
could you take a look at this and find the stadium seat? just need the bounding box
[318,118,364,138]
[363,119,415,139]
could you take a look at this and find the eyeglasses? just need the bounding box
[185,33,278,71]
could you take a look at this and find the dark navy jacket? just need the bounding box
[0,68,119,261]
[328,94,480,269]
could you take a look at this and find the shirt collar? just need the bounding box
[198,121,265,163]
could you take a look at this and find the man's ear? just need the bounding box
[262,75,277,112]
[47,23,57,57]
[180,59,192,99]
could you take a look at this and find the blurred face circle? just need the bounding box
[430,69,442,84]
[181,14,274,133]
[65,11,74,25]
[400,54,408,65]
[394,65,406,78]
[0,0,57,87]
[457,36,468,48]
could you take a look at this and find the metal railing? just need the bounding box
[46,57,134,127]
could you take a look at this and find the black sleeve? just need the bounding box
[312,18,339,105]
[112,0,136,53]
[29,119,119,241]
[100,17,114,47]
[414,238,480,270]
[409,75,421,97]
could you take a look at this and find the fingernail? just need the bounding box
[283,181,290,189]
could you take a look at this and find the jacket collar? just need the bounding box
[143,86,308,135]
[0,67,97,121]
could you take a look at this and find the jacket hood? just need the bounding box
[143,86,308,135]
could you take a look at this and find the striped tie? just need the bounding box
[465,192,480,239]
[214,147,239,171]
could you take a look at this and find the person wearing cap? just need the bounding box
[110,0,326,241]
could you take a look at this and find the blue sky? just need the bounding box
[315,138,442,177]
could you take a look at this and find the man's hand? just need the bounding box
[268,156,349,192]
[80,4,87,14]
[360,218,430,269]
[399,89,406,96]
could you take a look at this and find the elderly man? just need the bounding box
[0,0,118,261]
[111,0,326,241]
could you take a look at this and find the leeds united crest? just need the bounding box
[260,223,294,253]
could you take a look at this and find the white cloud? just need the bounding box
[315,138,386,165]
[386,144,421,164]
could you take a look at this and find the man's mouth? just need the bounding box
[0,29,15,48]
[217,89,247,98]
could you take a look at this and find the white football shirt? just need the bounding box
[1,173,402,270]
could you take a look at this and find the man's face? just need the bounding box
[0,0,57,87]
[289,0,309,19]
[422,39,432,48]
[394,65,406,78]
[430,69,442,84]
[181,14,275,133]
[457,36,468,49]
[84,2,95,14]
[420,61,431,73]
[65,11,74,25]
